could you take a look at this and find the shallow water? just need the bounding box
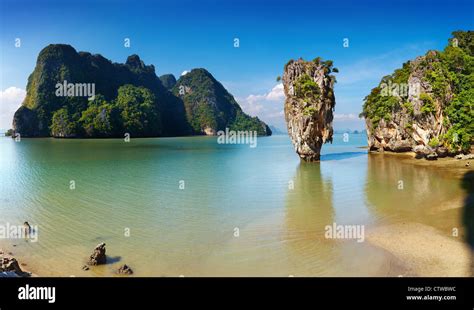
[0,134,471,276]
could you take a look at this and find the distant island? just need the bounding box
[268,125,286,135]
[333,129,367,135]
[11,44,271,138]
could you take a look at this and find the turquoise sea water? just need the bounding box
[0,134,469,276]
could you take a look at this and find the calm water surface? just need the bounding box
[0,134,469,276]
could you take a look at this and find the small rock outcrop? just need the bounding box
[117,264,133,275]
[87,243,107,266]
[283,57,337,161]
[0,257,29,277]
[456,154,474,160]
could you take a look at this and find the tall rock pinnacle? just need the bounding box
[283,58,337,161]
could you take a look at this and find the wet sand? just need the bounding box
[365,152,473,276]
[366,222,473,276]
[4,225,471,277]
[369,151,473,176]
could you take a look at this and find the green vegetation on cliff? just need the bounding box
[47,85,161,138]
[287,57,337,118]
[173,69,271,135]
[115,85,161,136]
[50,107,77,137]
[79,95,119,137]
[361,31,474,152]
[361,62,411,128]
[13,45,270,138]
[295,74,321,100]
[282,56,337,161]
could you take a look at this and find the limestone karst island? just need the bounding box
[0,0,473,296]
[12,44,271,139]
[282,31,472,162]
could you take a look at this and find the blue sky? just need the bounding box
[1,0,473,130]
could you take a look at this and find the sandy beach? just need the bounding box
[370,151,473,173]
[366,222,473,277]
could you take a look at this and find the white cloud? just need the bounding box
[265,83,285,101]
[236,83,286,129]
[0,87,26,130]
[181,70,190,76]
[244,83,285,104]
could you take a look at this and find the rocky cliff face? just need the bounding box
[159,74,177,90]
[12,45,270,138]
[13,44,190,137]
[173,68,271,136]
[362,31,473,158]
[283,58,337,161]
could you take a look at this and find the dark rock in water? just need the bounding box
[389,140,413,152]
[436,147,448,158]
[87,243,106,266]
[283,57,337,161]
[454,154,474,160]
[426,153,438,160]
[414,145,434,159]
[117,264,133,275]
[0,257,29,277]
